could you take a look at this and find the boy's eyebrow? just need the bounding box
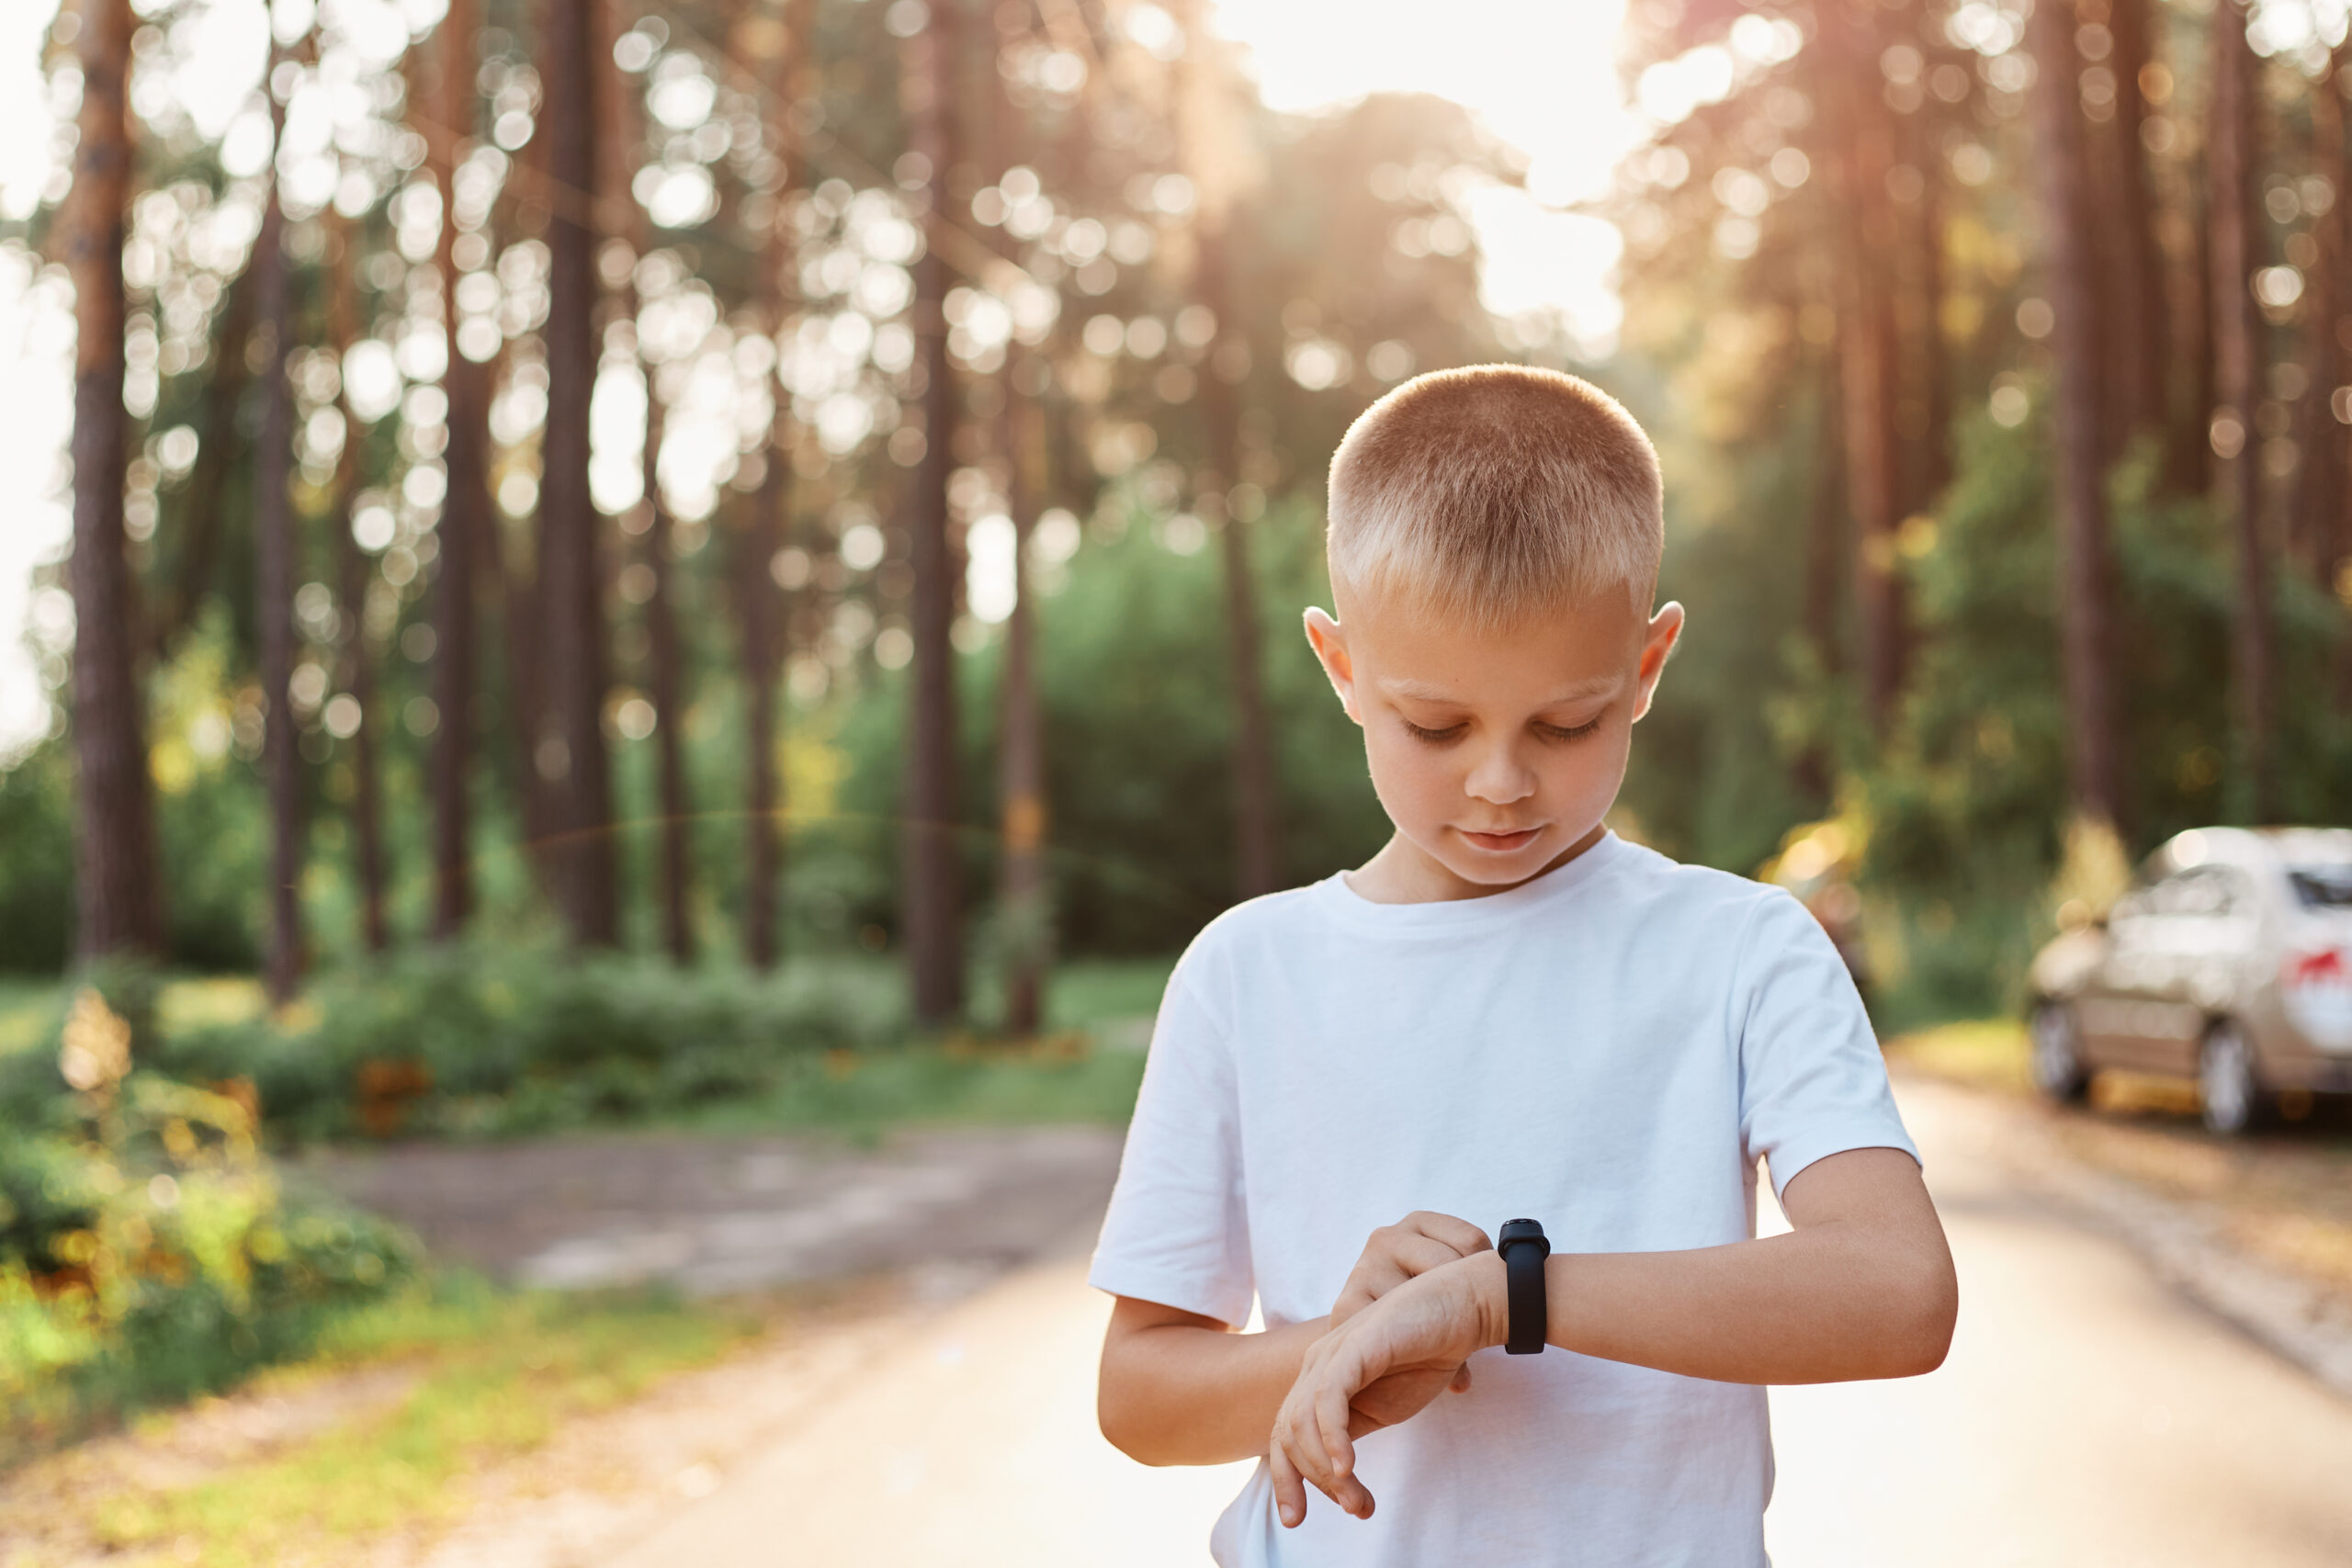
[1376,675,1621,704]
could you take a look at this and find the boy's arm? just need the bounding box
[1101,1211,1495,1466]
[1098,1299,1329,1467]
[1268,1147,1956,1525]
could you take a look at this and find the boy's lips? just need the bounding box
[1458,826,1543,852]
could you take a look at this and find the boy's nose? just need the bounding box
[1464,744,1537,806]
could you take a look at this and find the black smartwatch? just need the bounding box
[1497,1218,1550,1355]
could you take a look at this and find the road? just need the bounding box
[598,1077,2352,1567]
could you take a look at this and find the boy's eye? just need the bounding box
[1401,718,1465,744]
[1537,716,1604,742]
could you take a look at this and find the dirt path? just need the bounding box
[297,1125,1125,1294]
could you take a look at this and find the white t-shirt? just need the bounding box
[1088,832,1917,1568]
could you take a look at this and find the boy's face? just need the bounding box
[1305,583,1683,900]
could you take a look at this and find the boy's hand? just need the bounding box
[1326,1212,1490,1431]
[1329,1212,1492,1329]
[1272,1251,1506,1528]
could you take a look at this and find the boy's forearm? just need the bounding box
[1099,1313,1329,1466]
[1463,1215,1956,1384]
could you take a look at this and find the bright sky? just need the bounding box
[1211,0,1634,344]
[0,0,1643,761]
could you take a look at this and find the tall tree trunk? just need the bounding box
[741,0,816,970]
[2297,49,2346,588]
[1177,4,1278,898]
[987,14,1049,1034]
[1897,104,1949,516]
[1193,230,1280,898]
[2034,0,2125,829]
[2167,193,2219,494]
[1820,3,1906,730]
[2209,0,2273,820]
[329,209,389,953]
[428,0,485,939]
[901,0,964,1022]
[605,0,692,962]
[62,0,164,963]
[2106,0,2171,456]
[254,62,303,1003]
[537,0,617,944]
[149,263,254,663]
[997,385,1049,1034]
[1794,348,1845,804]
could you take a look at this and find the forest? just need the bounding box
[8,0,2352,1034]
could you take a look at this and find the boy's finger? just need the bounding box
[1377,1236,1447,1280]
[1405,1212,1494,1258]
[1270,1434,1309,1529]
[1450,1359,1474,1393]
[1314,1374,1360,1486]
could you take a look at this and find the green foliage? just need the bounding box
[143,950,912,1142]
[74,1273,760,1562]
[1,1043,415,1461]
[0,747,73,974]
[823,495,1390,957]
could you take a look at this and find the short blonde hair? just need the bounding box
[1325,365,1663,627]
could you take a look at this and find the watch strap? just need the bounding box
[1497,1218,1549,1355]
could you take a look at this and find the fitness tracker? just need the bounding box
[1497,1217,1549,1355]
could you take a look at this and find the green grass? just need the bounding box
[76,1275,762,1568]
[1043,956,1176,1029]
[671,1037,1149,1139]
[0,978,62,1058]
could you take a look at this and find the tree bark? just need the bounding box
[428,0,486,939]
[2034,0,2125,830]
[605,0,693,962]
[1896,102,1949,517]
[901,1,964,1022]
[1192,228,1280,899]
[537,0,618,944]
[997,385,1049,1034]
[2105,0,2171,456]
[254,61,303,1003]
[2166,192,2219,494]
[987,13,1049,1034]
[2209,0,2273,820]
[148,261,254,664]
[2297,48,2349,588]
[1178,5,1279,898]
[329,209,389,953]
[1820,1,1906,730]
[62,0,164,964]
[741,0,817,970]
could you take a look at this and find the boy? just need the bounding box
[1090,366,1956,1566]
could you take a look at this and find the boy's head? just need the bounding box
[1306,366,1682,898]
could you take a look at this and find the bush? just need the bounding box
[148,949,912,1143]
[2,992,415,1461]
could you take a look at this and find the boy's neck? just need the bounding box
[1344,822,1609,906]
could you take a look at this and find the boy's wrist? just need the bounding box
[1461,1249,1512,1350]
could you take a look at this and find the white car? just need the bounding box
[2026,827,2352,1134]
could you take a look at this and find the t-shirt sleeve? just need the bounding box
[1734,888,1919,1199]
[1087,955,1254,1327]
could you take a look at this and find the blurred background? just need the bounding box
[6,0,2352,1560]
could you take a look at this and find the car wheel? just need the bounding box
[2030,1000,2091,1103]
[2198,1021,2268,1136]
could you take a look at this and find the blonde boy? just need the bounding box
[1091,366,1957,1566]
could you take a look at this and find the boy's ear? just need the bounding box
[1632,601,1686,723]
[1302,607,1362,725]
